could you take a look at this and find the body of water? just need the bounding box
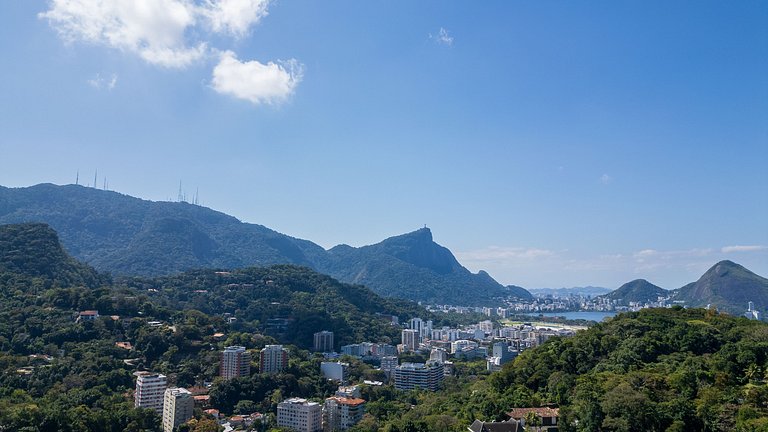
[522,311,618,322]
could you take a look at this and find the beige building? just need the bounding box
[162,387,194,432]
[220,346,251,379]
[324,396,366,431]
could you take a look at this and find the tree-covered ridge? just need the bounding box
[673,260,768,315]
[602,279,668,304]
[120,265,438,350]
[0,223,107,290]
[0,184,516,305]
[487,307,768,431]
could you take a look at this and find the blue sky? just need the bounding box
[1,0,766,289]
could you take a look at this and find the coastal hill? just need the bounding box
[602,279,668,304]
[672,260,768,315]
[0,183,518,305]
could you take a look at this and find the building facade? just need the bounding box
[162,387,194,432]
[277,398,322,432]
[134,371,167,414]
[393,361,444,391]
[220,346,251,379]
[401,329,419,352]
[260,344,289,374]
[324,396,366,431]
[314,331,335,352]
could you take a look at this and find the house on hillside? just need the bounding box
[507,407,559,432]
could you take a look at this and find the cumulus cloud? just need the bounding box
[88,73,118,90]
[202,0,270,37]
[40,0,300,104]
[722,245,768,253]
[457,246,556,262]
[40,0,205,68]
[430,27,454,46]
[211,51,303,105]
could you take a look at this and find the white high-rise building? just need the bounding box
[260,344,289,374]
[134,371,167,414]
[277,398,322,432]
[220,346,251,379]
[401,329,419,352]
[162,387,193,432]
[393,361,444,392]
[409,318,433,340]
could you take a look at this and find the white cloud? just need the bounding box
[457,246,555,262]
[211,51,303,105]
[87,73,118,90]
[40,0,205,68]
[430,27,454,46]
[722,245,768,253]
[202,0,270,37]
[600,173,612,184]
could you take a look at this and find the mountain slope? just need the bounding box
[672,260,768,315]
[320,228,518,304]
[0,184,518,305]
[0,222,106,290]
[602,279,668,304]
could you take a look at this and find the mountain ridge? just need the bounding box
[0,183,515,305]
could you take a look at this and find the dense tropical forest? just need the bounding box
[0,223,766,431]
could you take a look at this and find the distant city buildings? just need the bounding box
[162,387,193,432]
[260,344,289,374]
[393,361,444,391]
[340,342,397,358]
[134,371,167,414]
[277,398,322,432]
[220,346,251,379]
[314,331,335,352]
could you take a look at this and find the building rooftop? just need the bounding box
[507,407,560,419]
[282,397,319,406]
[327,396,366,406]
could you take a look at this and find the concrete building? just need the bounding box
[162,387,193,432]
[324,397,366,431]
[277,397,322,432]
[314,331,335,352]
[220,346,251,379]
[409,318,433,340]
[380,356,398,377]
[260,344,289,374]
[429,348,448,363]
[401,329,419,352]
[321,362,348,382]
[393,361,444,391]
[134,371,167,414]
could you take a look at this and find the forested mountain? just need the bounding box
[0,184,518,305]
[602,279,668,304]
[672,260,768,315]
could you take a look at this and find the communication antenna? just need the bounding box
[93,169,97,188]
[75,170,79,185]
[178,181,183,202]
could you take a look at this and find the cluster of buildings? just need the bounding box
[276,385,367,432]
[134,372,194,432]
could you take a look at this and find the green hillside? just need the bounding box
[602,279,668,304]
[673,260,768,315]
[0,184,519,305]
